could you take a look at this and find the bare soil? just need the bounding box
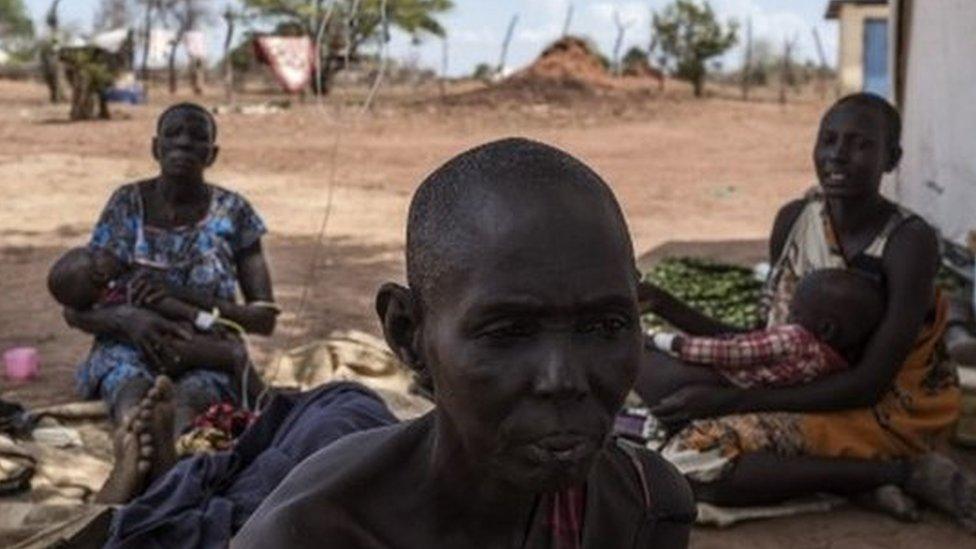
[0,79,972,546]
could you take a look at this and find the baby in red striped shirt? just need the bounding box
[650,269,885,388]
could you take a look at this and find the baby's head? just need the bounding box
[47,247,124,310]
[789,269,885,357]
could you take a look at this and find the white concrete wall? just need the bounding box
[889,0,976,246]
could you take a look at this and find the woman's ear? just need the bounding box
[207,145,220,167]
[376,282,424,373]
[885,145,903,172]
[151,137,161,161]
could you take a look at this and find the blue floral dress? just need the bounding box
[77,182,267,413]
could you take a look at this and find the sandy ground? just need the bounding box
[0,79,973,546]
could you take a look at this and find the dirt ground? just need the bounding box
[0,79,973,546]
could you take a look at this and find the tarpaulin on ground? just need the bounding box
[253,36,316,93]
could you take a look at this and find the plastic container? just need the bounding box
[4,347,39,381]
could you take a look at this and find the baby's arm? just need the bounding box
[150,296,201,323]
[129,278,214,324]
[661,328,800,370]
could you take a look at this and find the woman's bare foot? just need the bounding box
[853,484,920,522]
[137,375,178,480]
[905,453,976,533]
[95,415,154,504]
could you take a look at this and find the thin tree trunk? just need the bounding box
[223,9,236,103]
[812,27,829,99]
[313,6,329,97]
[168,29,186,94]
[741,17,752,100]
[779,37,794,105]
[497,14,519,74]
[45,0,65,103]
[191,58,204,95]
[439,37,448,100]
[562,4,574,37]
[140,0,154,82]
[612,11,632,77]
[693,61,704,97]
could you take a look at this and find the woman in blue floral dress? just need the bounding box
[64,104,278,443]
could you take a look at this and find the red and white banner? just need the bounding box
[254,36,316,93]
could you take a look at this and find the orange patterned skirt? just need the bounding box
[670,294,961,466]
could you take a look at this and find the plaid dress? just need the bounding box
[677,324,848,388]
[76,182,267,413]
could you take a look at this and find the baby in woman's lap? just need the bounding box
[48,246,247,381]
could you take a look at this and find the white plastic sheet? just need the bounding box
[146,29,175,69]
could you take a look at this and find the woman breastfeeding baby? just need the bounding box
[638,94,976,532]
[49,103,278,502]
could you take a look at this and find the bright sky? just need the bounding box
[24,0,839,76]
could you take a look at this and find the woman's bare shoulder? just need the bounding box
[769,198,809,260]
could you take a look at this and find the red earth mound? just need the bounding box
[446,36,664,106]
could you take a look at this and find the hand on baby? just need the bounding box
[121,306,191,373]
[129,277,172,309]
[649,385,739,432]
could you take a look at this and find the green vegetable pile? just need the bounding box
[642,257,764,330]
[936,265,969,295]
[642,258,971,332]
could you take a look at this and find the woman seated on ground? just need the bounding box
[56,103,279,494]
[636,93,976,531]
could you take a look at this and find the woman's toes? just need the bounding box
[138,407,152,423]
[139,435,154,457]
[137,459,151,476]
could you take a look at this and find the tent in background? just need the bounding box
[886,0,976,249]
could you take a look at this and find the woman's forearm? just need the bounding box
[162,288,277,336]
[213,300,278,336]
[731,372,883,414]
[644,285,745,336]
[64,305,133,341]
[152,297,200,324]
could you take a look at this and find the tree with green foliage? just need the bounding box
[61,46,123,120]
[472,62,492,81]
[622,46,647,69]
[651,0,737,97]
[0,0,36,63]
[243,0,453,93]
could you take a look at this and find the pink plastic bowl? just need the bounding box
[4,347,39,381]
